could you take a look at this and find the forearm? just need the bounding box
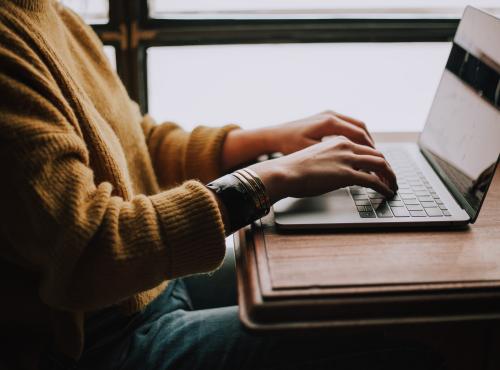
[221,127,279,171]
[7,137,227,311]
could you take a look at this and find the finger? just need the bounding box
[349,142,386,159]
[329,117,375,148]
[350,155,398,192]
[349,142,396,178]
[332,112,374,141]
[349,169,395,198]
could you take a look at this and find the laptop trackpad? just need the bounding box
[274,188,356,224]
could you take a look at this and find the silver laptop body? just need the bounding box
[274,6,500,230]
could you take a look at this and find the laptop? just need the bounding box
[274,6,500,230]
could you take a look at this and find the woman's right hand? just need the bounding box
[248,135,398,204]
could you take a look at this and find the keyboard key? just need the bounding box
[443,210,452,216]
[349,151,442,220]
[415,191,429,196]
[425,208,443,217]
[388,200,404,207]
[357,205,373,212]
[406,204,424,211]
[398,189,414,194]
[409,210,427,217]
[355,200,371,206]
[359,211,376,218]
[404,199,420,205]
[412,186,427,192]
[421,201,437,208]
[375,206,393,218]
[391,207,410,217]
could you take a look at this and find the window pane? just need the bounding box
[61,0,109,24]
[148,43,451,132]
[103,45,116,70]
[149,0,500,19]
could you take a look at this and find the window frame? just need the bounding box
[92,0,468,113]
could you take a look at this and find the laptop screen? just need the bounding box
[419,7,500,222]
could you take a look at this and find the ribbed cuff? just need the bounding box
[150,180,226,277]
[185,124,240,183]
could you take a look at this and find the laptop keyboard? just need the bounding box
[349,149,452,219]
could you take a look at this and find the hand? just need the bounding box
[249,136,397,204]
[266,111,375,155]
[221,111,374,171]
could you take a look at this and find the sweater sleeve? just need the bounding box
[141,114,240,188]
[0,62,226,312]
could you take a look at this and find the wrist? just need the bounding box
[248,159,288,204]
[222,129,266,170]
[232,127,280,153]
[254,126,282,154]
[222,127,282,171]
[206,171,271,234]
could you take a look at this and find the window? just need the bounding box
[71,1,499,131]
[148,43,450,132]
[103,46,116,70]
[149,0,500,19]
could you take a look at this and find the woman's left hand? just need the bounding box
[222,110,374,171]
[267,110,374,155]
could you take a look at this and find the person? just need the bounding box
[0,1,443,369]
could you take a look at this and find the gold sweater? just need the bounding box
[0,0,237,365]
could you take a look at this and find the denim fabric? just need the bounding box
[72,277,444,370]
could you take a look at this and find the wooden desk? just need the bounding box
[234,132,500,369]
[235,132,500,330]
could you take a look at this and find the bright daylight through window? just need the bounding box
[149,0,500,19]
[148,43,451,132]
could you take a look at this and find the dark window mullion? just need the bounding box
[125,0,150,113]
[140,18,458,45]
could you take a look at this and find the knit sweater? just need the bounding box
[0,0,238,365]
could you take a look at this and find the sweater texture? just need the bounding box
[0,0,238,366]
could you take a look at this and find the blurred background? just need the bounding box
[62,0,500,132]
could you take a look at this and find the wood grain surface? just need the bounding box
[235,132,500,329]
[258,132,500,295]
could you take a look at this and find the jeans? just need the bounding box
[52,249,445,370]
